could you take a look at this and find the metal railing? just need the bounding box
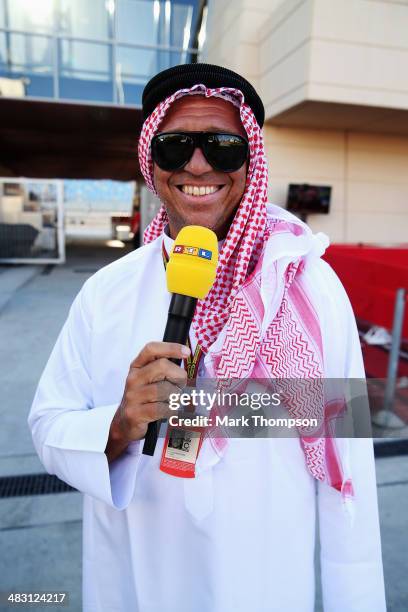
[372,288,407,428]
[0,27,199,106]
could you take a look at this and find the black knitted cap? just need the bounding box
[142,63,265,128]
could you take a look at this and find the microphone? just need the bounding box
[142,225,218,456]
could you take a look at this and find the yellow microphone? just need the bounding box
[167,225,218,298]
[142,226,218,455]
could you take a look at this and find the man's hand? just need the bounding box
[105,342,189,463]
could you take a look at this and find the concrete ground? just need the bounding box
[0,241,407,611]
[0,241,131,612]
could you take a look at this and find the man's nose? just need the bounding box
[183,146,213,175]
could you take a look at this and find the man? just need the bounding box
[29,64,386,611]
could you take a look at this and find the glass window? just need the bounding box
[116,44,158,81]
[60,39,111,79]
[0,33,6,70]
[0,33,54,97]
[26,182,57,210]
[59,39,113,102]
[58,0,113,40]
[4,32,53,72]
[4,0,56,33]
[0,1,5,29]
[116,46,186,104]
[170,2,195,50]
[116,0,160,46]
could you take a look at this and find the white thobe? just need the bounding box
[28,210,386,612]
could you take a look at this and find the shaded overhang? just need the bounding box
[0,97,144,181]
[267,100,408,135]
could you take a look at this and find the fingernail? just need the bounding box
[181,346,191,357]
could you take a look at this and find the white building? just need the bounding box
[201,0,408,244]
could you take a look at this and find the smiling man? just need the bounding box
[29,64,386,612]
[152,95,248,238]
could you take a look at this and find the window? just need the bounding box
[58,0,113,40]
[0,32,6,70]
[116,46,186,104]
[5,0,56,33]
[170,2,195,50]
[117,0,160,46]
[0,0,201,103]
[5,33,53,73]
[0,0,5,30]
[59,39,113,102]
[0,33,54,97]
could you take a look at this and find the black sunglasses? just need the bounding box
[151,131,249,173]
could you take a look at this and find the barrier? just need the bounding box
[371,288,407,428]
[0,178,65,264]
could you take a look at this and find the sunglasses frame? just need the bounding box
[151,131,249,173]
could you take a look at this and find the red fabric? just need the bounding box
[323,245,408,338]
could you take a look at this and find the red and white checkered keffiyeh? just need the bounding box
[138,84,353,502]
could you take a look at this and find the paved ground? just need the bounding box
[0,242,131,612]
[0,241,407,611]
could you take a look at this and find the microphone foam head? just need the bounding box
[167,226,218,299]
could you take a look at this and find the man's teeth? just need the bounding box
[181,185,220,196]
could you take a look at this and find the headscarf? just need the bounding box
[138,84,353,504]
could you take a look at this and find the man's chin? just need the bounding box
[183,219,230,240]
[168,212,217,232]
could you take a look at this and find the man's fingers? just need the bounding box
[136,359,187,387]
[134,381,183,405]
[131,342,190,369]
[139,401,174,424]
[120,341,190,439]
[142,380,184,403]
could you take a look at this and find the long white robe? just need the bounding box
[28,208,386,612]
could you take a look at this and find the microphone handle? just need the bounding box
[142,294,197,456]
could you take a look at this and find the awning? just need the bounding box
[0,97,144,181]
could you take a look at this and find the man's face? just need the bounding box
[152,96,248,240]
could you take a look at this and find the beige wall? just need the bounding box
[264,126,408,244]
[258,0,408,119]
[202,0,408,245]
[258,0,313,119]
[204,0,408,117]
[202,0,271,89]
[204,0,408,118]
[308,0,408,110]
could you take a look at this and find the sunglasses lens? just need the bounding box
[152,134,193,171]
[204,134,248,172]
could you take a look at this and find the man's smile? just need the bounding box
[172,183,227,204]
[177,184,222,196]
